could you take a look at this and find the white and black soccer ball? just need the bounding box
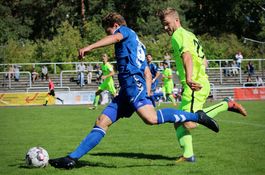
[25,147,49,168]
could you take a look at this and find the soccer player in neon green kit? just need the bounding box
[158,8,247,162]
[91,53,117,109]
[162,61,176,106]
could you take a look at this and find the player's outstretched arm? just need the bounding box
[79,33,123,58]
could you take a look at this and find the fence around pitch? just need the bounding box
[0,71,32,89]
[211,85,265,100]
[206,67,242,84]
[0,58,264,74]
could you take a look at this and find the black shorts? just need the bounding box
[48,89,55,96]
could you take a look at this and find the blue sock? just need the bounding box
[157,108,198,124]
[69,126,106,159]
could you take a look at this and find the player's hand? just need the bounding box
[78,48,85,59]
[78,46,92,59]
[186,80,202,91]
[101,75,106,80]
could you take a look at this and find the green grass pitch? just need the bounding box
[0,100,265,175]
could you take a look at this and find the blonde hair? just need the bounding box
[102,12,127,29]
[157,7,179,21]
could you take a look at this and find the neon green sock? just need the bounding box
[176,125,193,158]
[93,95,100,106]
[203,101,228,118]
[168,94,176,105]
[175,101,228,158]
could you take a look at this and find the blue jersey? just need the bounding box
[148,62,159,91]
[114,26,147,86]
[102,26,152,122]
[148,63,158,79]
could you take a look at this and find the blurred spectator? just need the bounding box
[173,83,182,102]
[244,75,254,87]
[256,76,264,86]
[158,62,164,71]
[77,62,86,87]
[223,61,230,77]
[247,75,252,82]
[246,61,255,76]
[229,61,238,76]
[87,63,93,84]
[41,65,48,81]
[14,65,20,81]
[235,51,243,68]
[94,64,102,85]
[164,52,171,68]
[31,68,39,84]
[6,65,14,79]
[76,63,81,84]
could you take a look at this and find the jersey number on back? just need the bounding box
[193,39,205,59]
[136,37,146,68]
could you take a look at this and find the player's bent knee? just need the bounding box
[183,121,197,129]
[141,115,158,125]
[95,114,113,131]
[137,111,157,125]
[174,122,182,128]
[145,119,157,125]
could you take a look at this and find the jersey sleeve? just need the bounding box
[153,63,158,73]
[171,35,182,59]
[107,63,113,72]
[168,68,172,76]
[164,68,172,76]
[181,33,192,54]
[172,30,191,55]
[116,26,129,40]
[164,68,172,77]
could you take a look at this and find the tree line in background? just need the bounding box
[0,0,264,70]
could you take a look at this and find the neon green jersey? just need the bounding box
[162,68,174,87]
[101,62,114,82]
[171,27,208,86]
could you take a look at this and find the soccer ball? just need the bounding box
[25,147,49,168]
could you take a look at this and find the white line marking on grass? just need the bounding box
[218,119,265,128]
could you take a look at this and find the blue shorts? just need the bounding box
[102,74,152,123]
[151,80,158,92]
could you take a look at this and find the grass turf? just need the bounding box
[0,100,264,175]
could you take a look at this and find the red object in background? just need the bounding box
[234,87,265,100]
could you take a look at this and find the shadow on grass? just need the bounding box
[12,153,177,169]
[75,160,176,169]
[74,152,177,169]
[90,152,176,160]
[9,161,41,169]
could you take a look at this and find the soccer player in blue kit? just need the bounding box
[146,53,160,92]
[49,12,219,169]
[146,53,164,104]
